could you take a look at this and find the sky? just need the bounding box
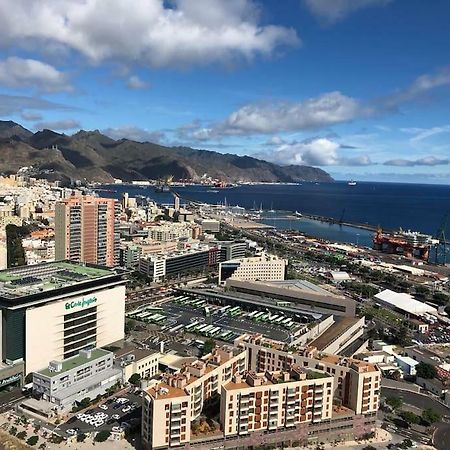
[1,0,450,183]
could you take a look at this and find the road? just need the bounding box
[381,387,450,416]
[434,422,450,450]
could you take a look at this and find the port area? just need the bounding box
[284,212,381,233]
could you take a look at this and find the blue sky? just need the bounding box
[1,0,450,183]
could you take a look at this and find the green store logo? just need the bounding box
[65,296,97,310]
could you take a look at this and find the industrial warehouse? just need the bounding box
[0,261,126,386]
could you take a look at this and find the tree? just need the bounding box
[78,397,91,409]
[433,292,449,306]
[94,430,111,442]
[399,410,420,425]
[387,370,402,381]
[385,396,403,410]
[128,373,141,385]
[416,362,437,379]
[9,425,17,436]
[202,339,215,356]
[362,446,377,450]
[421,408,441,425]
[400,438,413,449]
[16,431,27,440]
[27,436,39,446]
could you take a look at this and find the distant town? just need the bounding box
[0,170,448,450]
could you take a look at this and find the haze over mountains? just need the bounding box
[0,120,332,184]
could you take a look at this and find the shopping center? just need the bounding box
[0,261,126,386]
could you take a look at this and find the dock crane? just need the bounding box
[434,214,448,265]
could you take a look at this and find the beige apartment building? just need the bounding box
[219,253,287,284]
[55,195,120,267]
[221,366,333,437]
[142,346,246,449]
[142,338,381,449]
[241,334,380,416]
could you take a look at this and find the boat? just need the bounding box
[294,211,302,217]
[348,180,357,186]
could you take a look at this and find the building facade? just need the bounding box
[219,253,287,284]
[55,195,120,267]
[221,366,333,437]
[114,347,160,382]
[138,246,220,282]
[32,348,122,410]
[0,261,126,375]
[142,346,246,449]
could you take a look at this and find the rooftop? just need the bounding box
[0,261,118,301]
[36,348,111,377]
[310,317,361,351]
[147,382,189,400]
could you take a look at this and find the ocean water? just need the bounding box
[99,181,450,245]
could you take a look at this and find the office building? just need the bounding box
[138,246,220,282]
[32,348,122,411]
[219,253,287,284]
[0,261,126,378]
[218,240,247,261]
[55,195,120,267]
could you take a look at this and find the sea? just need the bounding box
[98,181,450,248]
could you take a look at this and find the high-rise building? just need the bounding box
[55,195,120,267]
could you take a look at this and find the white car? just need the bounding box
[122,405,132,413]
[99,404,108,410]
[66,429,76,435]
[111,414,120,420]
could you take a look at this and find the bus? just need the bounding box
[169,324,185,333]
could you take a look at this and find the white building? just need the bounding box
[219,253,287,284]
[375,289,438,318]
[0,261,126,375]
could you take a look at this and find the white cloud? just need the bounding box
[0,0,299,68]
[383,156,449,167]
[102,126,165,143]
[0,94,76,116]
[0,57,72,92]
[303,0,392,23]
[21,111,43,121]
[34,119,81,131]
[265,136,286,145]
[260,137,372,166]
[127,75,149,89]
[400,125,450,143]
[382,67,450,109]
[221,91,367,135]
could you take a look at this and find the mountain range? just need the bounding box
[0,120,333,184]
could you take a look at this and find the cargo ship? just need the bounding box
[373,228,439,260]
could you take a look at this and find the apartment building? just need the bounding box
[221,366,333,437]
[146,222,196,242]
[142,338,380,449]
[55,195,120,267]
[241,335,380,416]
[142,346,246,449]
[114,347,160,381]
[219,253,287,284]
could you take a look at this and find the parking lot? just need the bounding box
[58,388,142,437]
[160,301,293,342]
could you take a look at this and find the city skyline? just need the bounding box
[1,0,450,183]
